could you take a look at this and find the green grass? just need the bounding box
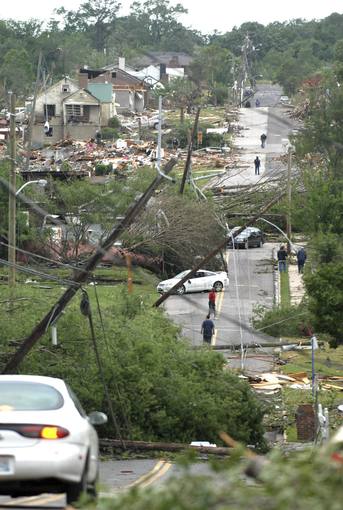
[280,271,291,307]
[282,344,343,378]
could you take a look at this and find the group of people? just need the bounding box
[277,245,307,273]
[200,287,217,344]
[253,134,267,176]
[200,246,307,345]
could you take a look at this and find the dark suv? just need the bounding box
[227,227,265,249]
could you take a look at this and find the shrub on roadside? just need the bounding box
[1,284,266,449]
[252,303,312,338]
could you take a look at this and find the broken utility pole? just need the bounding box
[153,191,285,308]
[179,107,201,194]
[2,158,177,374]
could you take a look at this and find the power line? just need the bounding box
[0,257,80,287]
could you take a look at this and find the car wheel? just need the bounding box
[213,281,223,292]
[176,285,186,295]
[66,464,88,504]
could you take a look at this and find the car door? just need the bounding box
[188,271,206,292]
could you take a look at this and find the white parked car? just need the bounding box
[157,269,229,295]
[0,375,107,504]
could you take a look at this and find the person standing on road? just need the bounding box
[254,156,261,175]
[277,245,288,272]
[201,314,215,344]
[296,247,307,274]
[260,133,267,148]
[255,98,260,107]
[208,287,216,318]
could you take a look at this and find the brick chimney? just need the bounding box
[79,69,88,89]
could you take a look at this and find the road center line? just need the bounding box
[212,251,229,346]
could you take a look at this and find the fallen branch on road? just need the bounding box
[100,438,231,456]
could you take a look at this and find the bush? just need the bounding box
[108,116,121,129]
[95,162,113,175]
[101,127,119,140]
[166,121,226,149]
[252,303,312,338]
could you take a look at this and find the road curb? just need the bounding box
[273,247,280,306]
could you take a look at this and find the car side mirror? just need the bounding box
[88,411,108,426]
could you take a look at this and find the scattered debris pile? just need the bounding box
[248,372,343,395]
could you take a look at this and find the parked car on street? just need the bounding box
[0,375,107,504]
[157,269,229,295]
[227,227,265,249]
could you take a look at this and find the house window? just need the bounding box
[66,104,90,123]
[44,104,56,117]
[66,104,82,117]
[62,84,70,93]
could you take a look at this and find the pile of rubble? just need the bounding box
[248,372,343,395]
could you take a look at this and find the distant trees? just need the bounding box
[0,8,342,100]
[55,0,121,52]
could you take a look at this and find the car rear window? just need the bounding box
[0,382,64,411]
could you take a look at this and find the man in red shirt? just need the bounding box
[208,287,216,318]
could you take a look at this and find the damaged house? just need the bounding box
[31,77,117,146]
[79,64,149,114]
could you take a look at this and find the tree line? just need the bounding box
[0,1,342,102]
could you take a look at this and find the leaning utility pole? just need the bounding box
[8,91,17,288]
[179,107,201,194]
[286,145,292,252]
[3,158,177,374]
[24,50,42,171]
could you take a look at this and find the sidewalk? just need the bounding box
[288,262,305,305]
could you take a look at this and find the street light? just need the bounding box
[16,179,47,196]
[8,179,48,287]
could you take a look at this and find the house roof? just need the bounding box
[36,77,79,101]
[128,52,193,69]
[63,88,100,105]
[87,83,113,103]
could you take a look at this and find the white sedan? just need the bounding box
[157,269,229,295]
[0,375,107,504]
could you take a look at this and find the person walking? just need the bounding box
[255,98,260,107]
[254,156,261,175]
[201,314,215,344]
[260,133,267,148]
[277,245,288,272]
[296,247,307,273]
[208,287,216,318]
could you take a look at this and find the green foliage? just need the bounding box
[108,116,121,129]
[0,284,266,448]
[96,446,343,510]
[100,127,119,140]
[95,163,113,175]
[253,303,311,339]
[305,262,343,347]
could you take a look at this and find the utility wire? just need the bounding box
[80,289,125,448]
[0,257,80,287]
[92,280,131,436]
[0,241,86,273]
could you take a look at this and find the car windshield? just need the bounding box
[174,270,190,279]
[0,382,64,411]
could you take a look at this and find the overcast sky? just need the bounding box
[2,0,343,34]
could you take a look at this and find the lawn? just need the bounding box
[280,271,291,307]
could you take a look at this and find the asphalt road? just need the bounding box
[162,244,276,372]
